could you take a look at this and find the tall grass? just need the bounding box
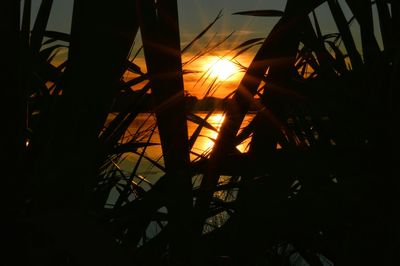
[0,1,25,265]
[7,0,397,265]
[137,0,192,263]
[25,0,139,264]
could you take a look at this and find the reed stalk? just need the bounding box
[137,0,192,263]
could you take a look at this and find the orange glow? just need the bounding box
[205,57,240,81]
[193,113,225,154]
[188,113,255,158]
[207,113,225,129]
[186,113,226,160]
[123,52,256,98]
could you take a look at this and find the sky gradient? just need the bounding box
[28,0,383,98]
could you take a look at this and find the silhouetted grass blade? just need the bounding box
[233,10,284,17]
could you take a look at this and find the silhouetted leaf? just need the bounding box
[232,42,263,59]
[43,30,71,43]
[39,44,66,61]
[182,69,202,75]
[233,10,284,17]
[113,142,159,154]
[323,33,340,40]
[126,59,143,75]
[312,11,322,40]
[131,151,166,172]
[187,113,218,132]
[182,10,222,53]
[21,0,31,46]
[325,40,347,73]
[233,38,265,50]
[30,0,53,53]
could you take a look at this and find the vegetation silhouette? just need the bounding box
[1,0,397,265]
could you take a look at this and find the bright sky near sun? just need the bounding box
[27,0,381,98]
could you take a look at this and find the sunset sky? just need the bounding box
[29,0,382,98]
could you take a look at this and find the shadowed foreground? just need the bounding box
[1,0,397,265]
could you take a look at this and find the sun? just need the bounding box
[207,57,239,81]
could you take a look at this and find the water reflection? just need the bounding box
[189,112,254,158]
[188,112,225,160]
[102,112,255,237]
[102,112,254,208]
[117,112,254,168]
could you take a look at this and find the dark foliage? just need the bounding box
[1,0,396,265]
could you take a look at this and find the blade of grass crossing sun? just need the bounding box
[193,0,326,235]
